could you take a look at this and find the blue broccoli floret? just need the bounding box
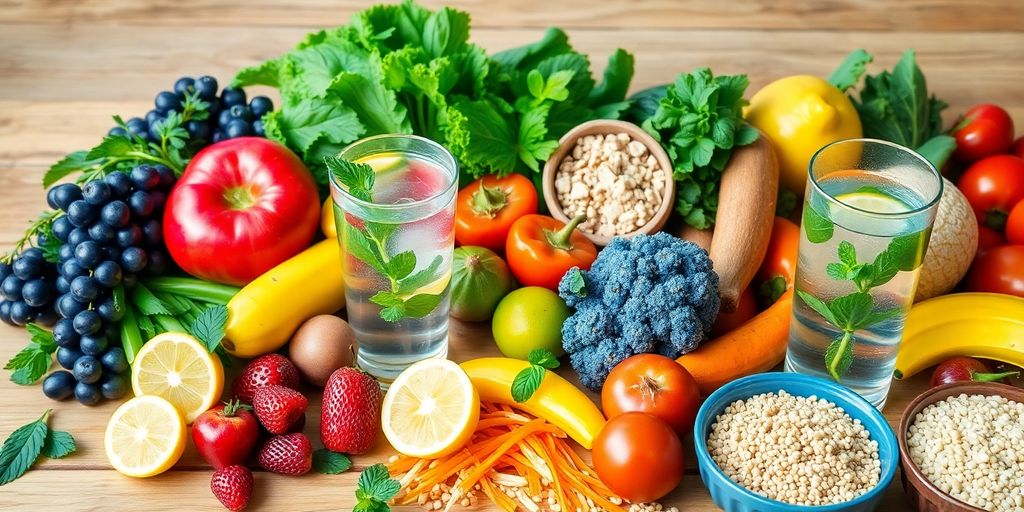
[557,232,720,390]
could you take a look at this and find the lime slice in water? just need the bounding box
[836,190,909,214]
[357,152,408,174]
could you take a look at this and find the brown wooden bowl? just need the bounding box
[541,119,675,246]
[898,381,1024,512]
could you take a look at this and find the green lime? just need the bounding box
[491,287,569,360]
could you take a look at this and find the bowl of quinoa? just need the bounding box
[899,381,1024,512]
[693,373,899,512]
[542,119,675,246]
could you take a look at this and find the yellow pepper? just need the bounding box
[744,75,862,195]
[321,198,338,237]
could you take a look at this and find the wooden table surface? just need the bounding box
[2,1,1022,510]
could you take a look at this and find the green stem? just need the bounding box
[154,314,186,333]
[828,330,854,382]
[972,370,1020,382]
[120,304,143,364]
[369,235,399,292]
[545,214,586,251]
[141,277,240,305]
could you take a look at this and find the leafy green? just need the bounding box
[846,49,954,170]
[41,430,76,460]
[511,349,560,403]
[802,205,834,244]
[828,49,873,92]
[186,305,229,354]
[325,156,376,201]
[0,411,61,486]
[4,324,57,385]
[235,3,634,192]
[565,268,587,298]
[354,463,402,512]
[312,449,352,474]
[641,68,758,229]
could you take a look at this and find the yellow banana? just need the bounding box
[223,239,346,358]
[460,358,605,449]
[894,293,1024,379]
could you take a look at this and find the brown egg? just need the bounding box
[288,314,355,387]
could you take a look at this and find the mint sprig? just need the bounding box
[4,324,57,385]
[0,410,76,486]
[799,229,927,381]
[354,463,401,512]
[325,156,374,202]
[511,349,561,403]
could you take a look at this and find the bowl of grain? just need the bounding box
[542,119,675,246]
[898,381,1024,512]
[693,373,900,512]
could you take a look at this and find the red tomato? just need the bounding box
[957,155,1024,230]
[1012,136,1024,160]
[1007,201,1024,245]
[601,354,701,436]
[953,104,1015,163]
[592,412,684,503]
[164,138,320,285]
[965,245,1024,297]
[977,225,1007,256]
[454,174,538,252]
[712,286,758,336]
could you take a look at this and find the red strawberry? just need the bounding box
[210,465,253,511]
[233,354,300,402]
[321,367,382,454]
[253,385,308,434]
[258,433,312,476]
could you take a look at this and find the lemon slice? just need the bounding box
[131,332,224,424]
[398,270,452,300]
[357,152,408,174]
[837,189,909,214]
[104,395,186,478]
[382,359,479,458]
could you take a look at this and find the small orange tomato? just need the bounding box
[505,214,597,290]
[454,174,538,253]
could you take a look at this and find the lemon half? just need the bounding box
[104,395,186,478]
[382,359,479,458]
[131,332,224,424]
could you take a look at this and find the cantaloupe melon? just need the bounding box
[915,178,977,301]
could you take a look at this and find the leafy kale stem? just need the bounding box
[828,330,855,381]
[2,210,61,264]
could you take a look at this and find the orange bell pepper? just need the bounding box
[505,214,598,290]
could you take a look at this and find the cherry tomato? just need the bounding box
[712,286,758,337]
[505,214,597,290]
[957,155,1024,230]
[965,245,1024,297]
[953,104,1015,163]
[1012,136,1024,160]
[454,174,538,252]
[601,354,701,436]
[977,224,1006,256]
[1007,201,1024,245]
[930,356,1018,388]
[755,216,800,307]
[592,412,684,503]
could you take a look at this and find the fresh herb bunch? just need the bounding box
[0,410,75,487]
[233,1,634,191]
[641,68,759,229]
[354,463,402,512]
[799,206,927,381]
[839,49,956,170]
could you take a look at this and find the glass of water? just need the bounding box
[785,138,942,408]
[329,135,457,386]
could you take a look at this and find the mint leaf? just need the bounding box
[355,463,401,509]
[5,325,57,385]
[828,49,873,92]
[887,230,928,272]
[401,292,446,319]
[312,449,351,475]
[325,156,375,202]
[796,290,839,327]
[824,334,855,382]
[528,349,560,370]
[41,430,76,459]
[385,251,416,281]
[828,292,874,331]
[565,268,587,297]
[396,255,443,296]
[838,241,857,267]
[826,263,850,281]
[85,136,135,161]
[802,205,834,244]
[511,364,546,403]
[344,224,387,276]
[187,305,228,353]
[43,151,98,188]
[0,411,50,486]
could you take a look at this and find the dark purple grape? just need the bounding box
[102,246,122,264]
[66,200,97,227]
[52,216,73,242]
[0,300,12,326]
[174,77,195,97]
[87,222,116,244]
[95,297,123,323]
[122,273,138,289]
[104,172,132,199]
[217,108,233,127]
[130,166,160,191]
[141,220,162,246]
[56,293,85,318]
[195,76,218,100]
[79,334,108,356]
[0,262,9,282]
[150,190,167,212]
[70,275,99,303]
[212,131,226,143]
[55,275,71,294]
[74,241,103,270]
[8,301,33,326]
[121,247,148,274]
[221,87,246,107]
[185,119,211,140]
[100,200,130,228]
[82,181,112,206]
[107,127,128,138]
[116,225,142,248]
[21,279,52,307]
[72,310,101,336]
[53,318,79,348]
[56,346,82,370]
[1,275,24,301]
[125,117,149,140]
[146,250,167,275]
[12,256,43,280]
[74,381,102,405]
[57,244,74,263]
[100,374,128,400]
[145,109,163,126]
[154,165,175,190]
[249,96,273,117]
[129,191,156,217]
[66,227,89,248]
[42,371,77,401]
[60,259,87,279]
[35,307,58,327]
[225,120,253,138]
[229,105,253,122]
[154,91,181,114]
[93,261,122,288]
[253,119,265,137]
[48,183,83,211]
[100,347,128,373]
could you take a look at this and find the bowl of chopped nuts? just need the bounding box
[898,382,1024,512]
[542,119,675,246]
[693,373,900,512]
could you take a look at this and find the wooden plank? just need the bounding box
[1,0,1022,32]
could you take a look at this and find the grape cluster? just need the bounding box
[36,165,175,405]
[107,75,273,144]
[0,249,59,327]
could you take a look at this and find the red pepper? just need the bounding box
[505,214,598,290]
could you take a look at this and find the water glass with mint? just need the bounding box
[329,135,457,388]
[785,138,942,408]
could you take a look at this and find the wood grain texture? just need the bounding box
[0,0,1020,509]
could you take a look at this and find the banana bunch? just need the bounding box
[894,293,1024,379]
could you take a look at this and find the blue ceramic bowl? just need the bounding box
[693,373,899,512]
